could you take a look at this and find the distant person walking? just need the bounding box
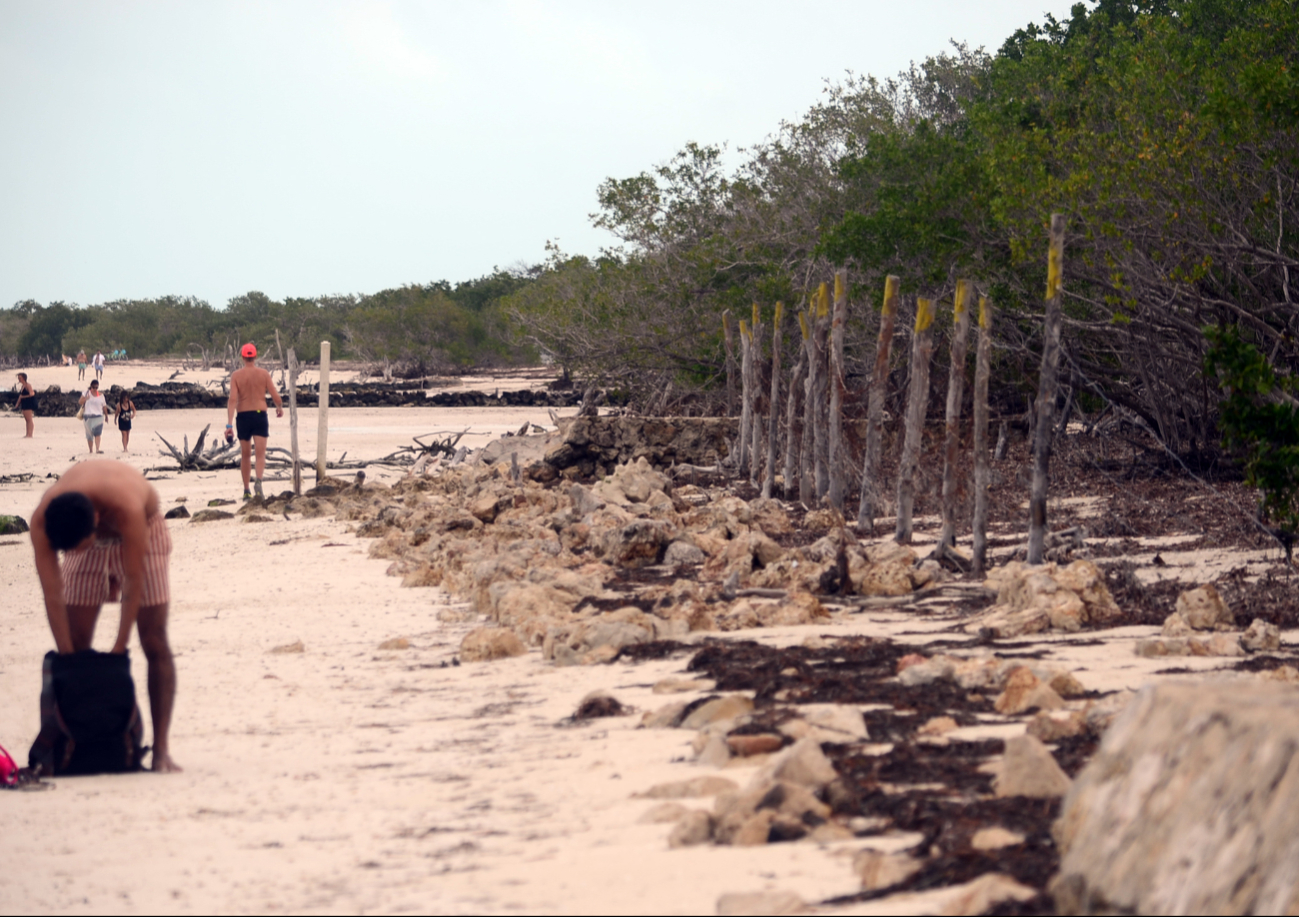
[93,351,105,382]
[81,379,107,454]
[226,343,283,500]
[76,350,87,382]
[16,372,37,438]
[116,390,137,452]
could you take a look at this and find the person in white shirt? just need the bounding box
[80,379,108,453]
[93,351,105,381]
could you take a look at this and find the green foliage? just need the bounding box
[1205,326,1299,533]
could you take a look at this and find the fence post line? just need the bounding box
[940,279,973,547]
[1028,213,1066,564]
[972,295,994,576]
[857,275,899,531]
[763,301,784,499]
[895,296,936,544]
[287,347,301,495]
[316,340,331,483]
[828,271,849,511]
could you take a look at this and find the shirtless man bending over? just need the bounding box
[226,342,283,500]
[30,460,180,772]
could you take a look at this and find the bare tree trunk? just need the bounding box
[896,297,936,544]
[786,313,808,499]
[1028,213,1066,564]
[812,283,831,500]
[287,347,302,495]
[857,275,899,531]
[764,302,784,499]
[738,319,753,476]
[749,305,764,487]
[939,280,973,548]
[828,271,849,511]
[799,310,816,506]
[723,310,736,416]
[972,296,994,577]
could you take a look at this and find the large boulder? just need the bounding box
[1053,681,1299,914]
[970,560,1121,637]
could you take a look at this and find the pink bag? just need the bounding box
[0,743,18,787]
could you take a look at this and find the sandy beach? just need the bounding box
[1,360,1290,915]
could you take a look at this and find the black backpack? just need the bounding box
[28,650,145,776]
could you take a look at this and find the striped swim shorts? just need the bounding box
[62,514,172,607]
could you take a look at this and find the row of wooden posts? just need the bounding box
[725,213,1067,574]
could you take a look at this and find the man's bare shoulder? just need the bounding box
[45,462,157,514]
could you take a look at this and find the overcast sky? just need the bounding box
[0,1,1078,310]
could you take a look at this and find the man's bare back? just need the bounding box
[229,364,279,412]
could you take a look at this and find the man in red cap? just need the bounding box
[226,342,283,500]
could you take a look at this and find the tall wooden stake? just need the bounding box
[896,297,936,544]
[286,347,302,495]
[782,312,807,497]
[738,319,753,475]
[857,275,899,531]
[316,340,331,483]
[972,295,994,576]
[828,271,849,511]
[749,303,764,487]
[939,279,973,547]
[799,309,816,506]
[723,310,736,416]
[1028,213,1066,564]
[812,283,831,500]
[763,301,784,499]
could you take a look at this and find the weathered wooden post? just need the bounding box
[812,283,831,499]
[738,319,753,475]
[939,279,974,547]
[857,275,899,531]
[763,301,784,499]
[895,297,936,544]
[972,295,994,576]
[316,340,331,483]
[287,347,302,495]
[1027,213,1066,564]
[799,309,816,505]
[828,271,849,511]
[749,303,764,487]
[723,310,736,416]
[782,310,806,497]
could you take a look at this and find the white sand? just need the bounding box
[0,360,1285,915]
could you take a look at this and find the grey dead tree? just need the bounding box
[811,283,831,500]
[857,275,900,531]
[896,296,937,543]
[783,313,808,498]
[827,271,849,511]
[1027,213,1066,564]
[939,280,973,547]
[763,302,785,498]
[972,295,994,576]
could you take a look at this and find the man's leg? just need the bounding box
[66,604,102,651]
[137,602,181,772]
[239,439,252,494]
[253,435,268,497]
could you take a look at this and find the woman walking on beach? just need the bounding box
[16,372,37,438]
[76,349,87,382]
[80,379,107,453]
[116,389,137,452]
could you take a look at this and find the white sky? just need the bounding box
[0,1,1078,309]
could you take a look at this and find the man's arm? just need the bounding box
[226,372,240,430]
[30,514,73,654]
[265,371,284,417]
[112,508,149,654]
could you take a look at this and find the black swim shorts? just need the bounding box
[235,410,269,441]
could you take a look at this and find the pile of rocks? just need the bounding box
[965,560,1123,637]
[1135,583,1281,657]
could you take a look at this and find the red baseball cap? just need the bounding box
[241,343,257,359]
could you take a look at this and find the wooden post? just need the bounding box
[738,319,753,475]
[764,301,784,499]
[723,310,736,416]
[972,295,993,576]
[939,279,973,547]
[799,309,815,506]
[1028,213,1066,564]
[287,347,302,495]
[316,340,331,483]
[857,275,899,531]
[749,303,764,487]
[895,297,936,544]
[782,319,807,499]
[812,283,831,500]
[828,271,848,511]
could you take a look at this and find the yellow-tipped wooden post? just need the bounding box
[940,279,974,547]
[798,309,815,505]
[722,310,736,416]
[738,319,753,476]
[896,297,936,543]
[1028,213,1066,564]
[749,305,764,487]
[782,308,808,498]
[812,283,831,499]
[857,275,899,531]
[315,341,331,483]
[763,301,784,499]
[828,271,849,510]
[972,295,994,576]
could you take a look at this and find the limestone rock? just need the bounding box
[857,559,915,597]
[1054,681,1299,915]
[642,701,689,729]
[855,850,922,891]
[269,640,304,654]
[653,677,716,694]
[637,776,738,799]
[933,874,1037,916]
[667,809,714,848]
[1243,617,1282,653]
[459,626,527,662]
[1175,582,1234,629]
[664,539,706,565]
[681,695,755,730]
[1160,611,1192,637]
[1028,709,1088,742]
[637,802,689,824]
[971,826,1026,850]
[995,667,1065,715]
[994,734,1072,798]
[377,637,410,650]
[712,780,830,846]
[727,734,784,757]
[163,505,189,520]
[974,559,1122,636]
[189,509,233,523]
[468,493,503,523]
[715,891,809,916]
[598,518,675,568]
[761,737,838,791]
[919,716,959,737]
[898,656,956,686]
